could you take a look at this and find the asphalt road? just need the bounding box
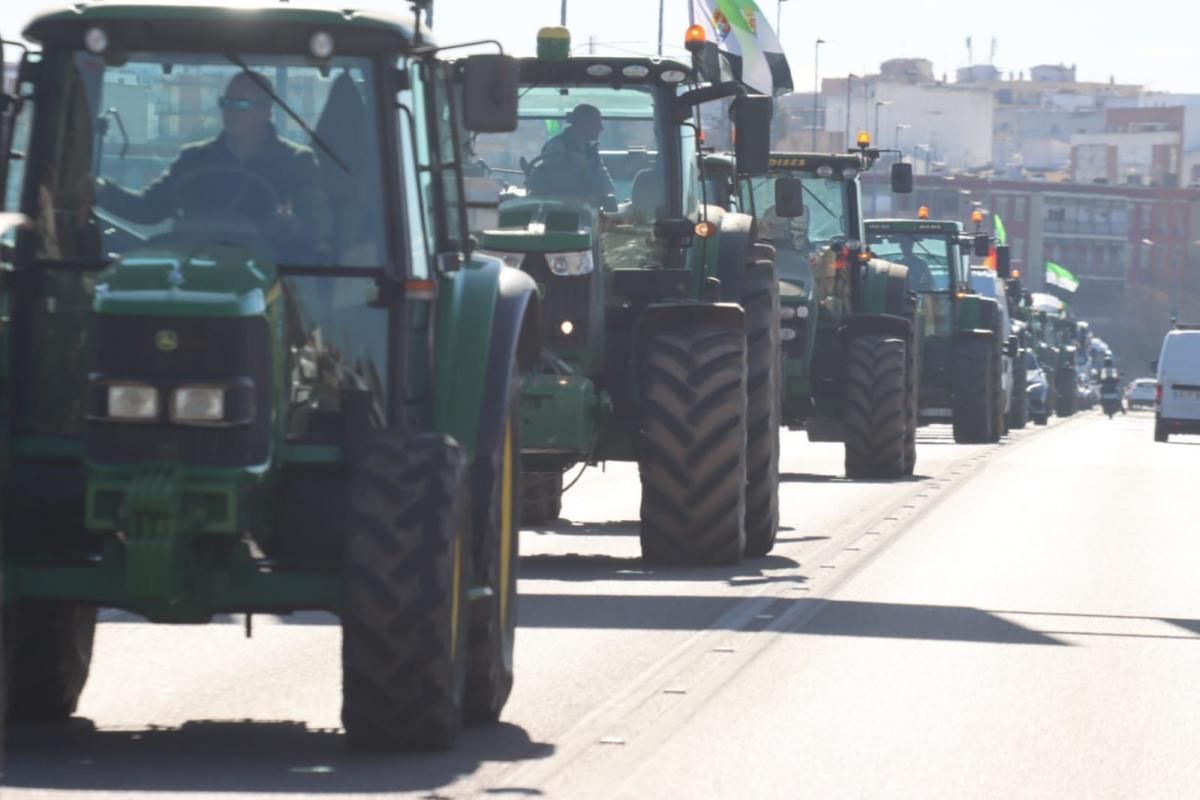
[5,408,1197,798]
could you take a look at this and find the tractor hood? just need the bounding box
[479,198,592,254]
[94,241,278,318]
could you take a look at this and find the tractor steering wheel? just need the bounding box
[171,164,283,220]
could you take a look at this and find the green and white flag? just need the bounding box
[1045,261,1079,293]
[993,213,1007,246]
[691,0,793,95]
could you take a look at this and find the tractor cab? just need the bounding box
[1,1,535,750]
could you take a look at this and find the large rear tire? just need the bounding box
[4,600,96,721]
[1054,367,1078,417]
[903,297,919,476]
[637,322,747,565]
[1008,358,1029,430]
[341,433,471,751]
[989,339,1006,443]
[844,335,907,479]
[465,396,521,724]
[741,259,782,557]
[952,337,994,444]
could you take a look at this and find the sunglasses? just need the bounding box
[219,96,258,112]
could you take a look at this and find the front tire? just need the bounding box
[637,321,747,565]
[844,335,907,479]
[4,600,96,721]
[341,433,471,751]
[520,472,562,527]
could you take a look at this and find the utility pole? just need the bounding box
[812,38,825,150]
[845,73,856,149]
[657,0,664,56]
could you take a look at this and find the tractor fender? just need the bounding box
[861,259,910,318]
[714,209,757,303]
[842,313,912,341]
[434,256,540,460]
[955,293,1001,334]
[636,301,746,340]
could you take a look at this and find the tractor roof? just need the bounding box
[866,219,963,235]
[767,152,869,174]
[24,1,420,49]
[515,55,695,87]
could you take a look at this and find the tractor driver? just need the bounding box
[893,237,934,291]
[95,72,333,261]
[529,103,616,208]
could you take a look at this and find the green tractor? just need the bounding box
[471,27,781,563]
[1,1,533,750]
[864,215,1015,445]
[1021,292,1080,418]
[706,144,921,479]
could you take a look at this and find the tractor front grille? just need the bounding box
[85,315,273,468]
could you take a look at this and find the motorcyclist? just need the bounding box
[1098,357,1126,415]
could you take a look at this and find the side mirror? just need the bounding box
[461,54,519,133]
[1150,359,1159,372]
[773,177,806,218]
[891,162,913,194]
[973,234,990,258]
[732,94,771,177]
[654,217,696,247]
[1007,335,1019,360]
[995,245,1012,278]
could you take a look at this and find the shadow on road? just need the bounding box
[781,472,933,485]
[522,519,640,536]
[3,719,553,794]
[521,595,1067,645]
[519,553,804,586]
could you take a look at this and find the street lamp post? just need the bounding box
[894,123,910,153]
[812,38,825,150]
[845,73,856,149]
[874,100,892,144]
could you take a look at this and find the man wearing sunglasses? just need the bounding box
[96,72,333,261]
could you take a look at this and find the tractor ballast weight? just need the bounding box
[1,3,534,750]
[473,43,781,562]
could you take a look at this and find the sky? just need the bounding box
[2,0,1196,94]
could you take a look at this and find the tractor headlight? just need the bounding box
[171,387,226,423]
[546,251,594,276]
[107,384,159,420]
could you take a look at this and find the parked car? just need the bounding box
[1025,350,1050,425]
[1126,378,1157,409]
[1154,326,1200,442]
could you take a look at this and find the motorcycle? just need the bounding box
[1100,382,1123,419]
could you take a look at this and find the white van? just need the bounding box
[1154,326,1200,442]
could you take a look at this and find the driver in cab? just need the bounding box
[892,236,934,291]
[95,72,332,259]
[531,103,616,208]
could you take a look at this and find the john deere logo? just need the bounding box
[155,330,179,352]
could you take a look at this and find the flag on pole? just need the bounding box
[993,213,1007,245]
[691,0,793,95]
[1045,261,1079,293]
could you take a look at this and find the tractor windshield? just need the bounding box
[743,175,849,286]
[34,51,387,268]
[471,83,672,269]
[867,233,954,293]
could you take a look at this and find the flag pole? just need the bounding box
[560,0,567,26]
[658,0,664,56]
[688,0,695,26]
